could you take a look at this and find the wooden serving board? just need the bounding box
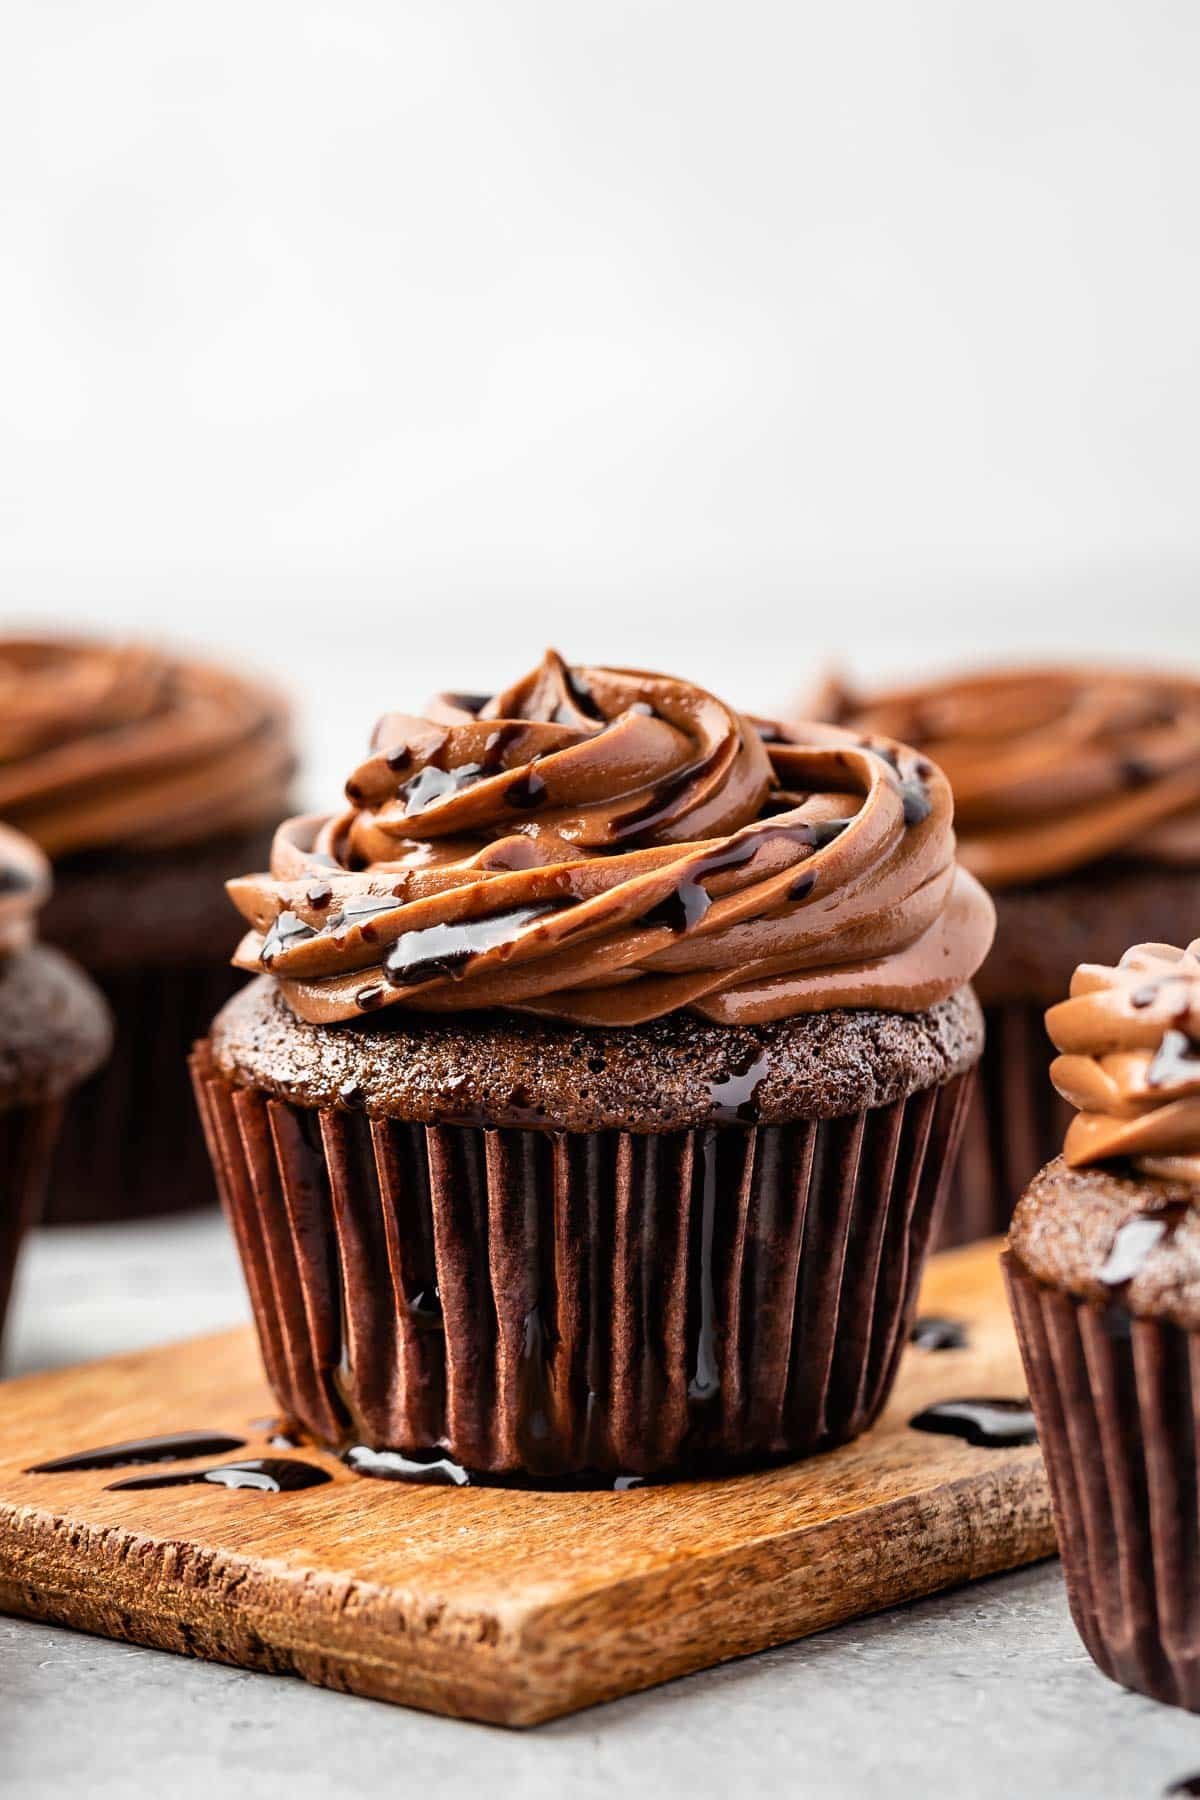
[0,1238,1052,1727]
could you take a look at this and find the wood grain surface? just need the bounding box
[0,1237,1053,1726]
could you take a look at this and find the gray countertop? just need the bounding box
[3,1216,1198,1799]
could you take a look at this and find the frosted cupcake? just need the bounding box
[194,652,993,1478]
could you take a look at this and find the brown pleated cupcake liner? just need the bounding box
[0,1101,65,1341]
[46,964,245,1224]
[192,1045,973,1478]
[938,1001,1073,1250]
[1006,1253,1200,1711]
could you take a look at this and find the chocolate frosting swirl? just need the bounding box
[0,638,293,857]
[1048,941,1200,1183]
[0,824,51,957]
[812,666,1200,890]
[229,651,993,1028]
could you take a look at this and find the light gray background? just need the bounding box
[3,0,1199,805]
[4,4,1200,1793]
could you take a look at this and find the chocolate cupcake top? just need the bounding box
[228,650,994,1028]
[1047,940,1200,1184]
[0,638,293,858]
[1009,939,1200,1326]
[0,825,50,957]
[812,666,1200,890]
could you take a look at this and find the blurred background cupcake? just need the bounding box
[812,665,1200,1244]
[0,638,294,1222]
[193,651,992,1480]
[1006,937,1200,1711]
[0,824,110,1340]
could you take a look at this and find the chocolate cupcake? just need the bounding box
[0,638,293,1221]
[813,667,1200,1244]
[0,826,110,1341]
[1006,939,1200,1710]
[193,651,993,1479]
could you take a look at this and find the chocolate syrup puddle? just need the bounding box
[342,1447,650,1491]
[909,1398,1037,1448]
[26,1430,247,1475]
[106,1458,331,1493]
[345,1445,470,1487]
[909,1317,967,1351]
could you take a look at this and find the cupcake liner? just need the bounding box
[45,964,244,1224]
[192,1046,973,1477]
[0,1101,64,1340]
[939,1001,1074,1249]
[1006,1253,1200,1711]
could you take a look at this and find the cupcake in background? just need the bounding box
[0,638,293,1222]
[0,825,110,1341]
[811,666,1200,1243]
[193,651,993,1480]
[1006,939,1200,1712]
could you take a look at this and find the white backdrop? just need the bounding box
[3,1,1198,802]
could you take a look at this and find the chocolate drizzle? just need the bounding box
[384,903,564,988]
[708,1047,770,1124]
[908,1398,1038,1448]
[259,911,317,965]
[25,1430,247,1474]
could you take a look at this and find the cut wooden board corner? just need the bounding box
[0,1236,1053,1727]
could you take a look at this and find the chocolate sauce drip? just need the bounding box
[483,724,525,768]
[708,1047,770,1124]
[505,769,547,809]
[807,818,852,849]
[909,1398,1037,1448]
[106,1458,331,1493]
[909,1316,967,1351]
[327,894,398,937]
[344,1445,470,1487]
[259,910,318,965]
[26,1430,247,1474]
[400,761,485,816]
[644,838,759,934]
[610,743,728,839]
[1098,1215,1172,1285]
[899,777,932,826]
[383,902,562,988]
[553,665,603,723]
[1146,1028,1200,1089]
[688,1134,720,1406]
